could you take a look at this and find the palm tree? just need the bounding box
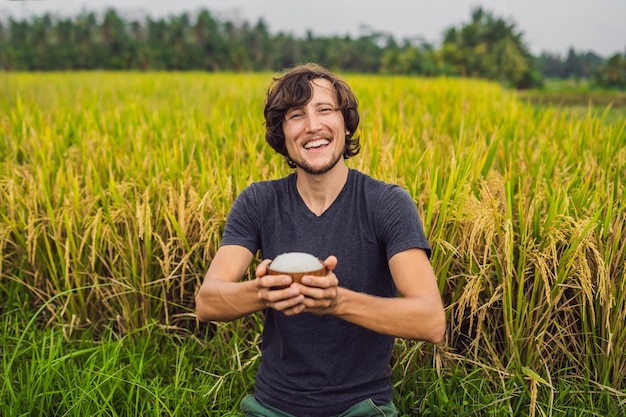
[441,7,541,88]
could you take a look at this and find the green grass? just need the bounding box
[1,297,257,416]
[516,78,626,121]
[2,306,625,416]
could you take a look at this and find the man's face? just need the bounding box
[282,78,347,175]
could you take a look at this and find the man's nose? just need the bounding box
[304,113,322,132]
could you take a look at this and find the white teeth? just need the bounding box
[304,139,330,149]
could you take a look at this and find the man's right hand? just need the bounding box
[255,259,307,316]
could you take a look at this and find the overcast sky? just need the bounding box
[3,0,625,57]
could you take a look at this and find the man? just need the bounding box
[196,63,446,417]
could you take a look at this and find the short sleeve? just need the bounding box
[220,184,261,255]
[376,185,431,260]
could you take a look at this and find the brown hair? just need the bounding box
[263,63,360,167]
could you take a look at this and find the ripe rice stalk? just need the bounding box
[1,72,625,393]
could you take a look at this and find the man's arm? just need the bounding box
[195,245,260,322]
[297,248,446,343]
[195,245,311,322]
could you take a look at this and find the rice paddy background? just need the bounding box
[1,71,625,415]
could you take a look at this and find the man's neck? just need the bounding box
[295,163,349,216]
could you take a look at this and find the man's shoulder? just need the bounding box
[234,174,295,211]
[348,170,416,220]
[243,174,294,194]
[350,169,403,195]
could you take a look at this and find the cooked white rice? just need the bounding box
[270,252,323,272]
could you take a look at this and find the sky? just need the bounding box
[3,0,626,57]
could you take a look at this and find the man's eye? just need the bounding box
[320,107,332,113]
[288,113,303,119]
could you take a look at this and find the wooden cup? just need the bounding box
[266,264,327,285]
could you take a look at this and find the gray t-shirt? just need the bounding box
[221,169,431,417]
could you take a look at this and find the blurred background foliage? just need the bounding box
[1,7,625,90]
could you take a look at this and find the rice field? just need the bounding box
[1,71,625,415]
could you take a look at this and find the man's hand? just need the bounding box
[295,256,339,315]
[255,259,306,316]
[256,256,340,316]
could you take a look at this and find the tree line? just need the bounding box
[1,7,625,89]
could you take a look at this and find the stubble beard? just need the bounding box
[292,150,343,175]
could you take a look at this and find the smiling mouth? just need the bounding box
[303,138,330,150]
